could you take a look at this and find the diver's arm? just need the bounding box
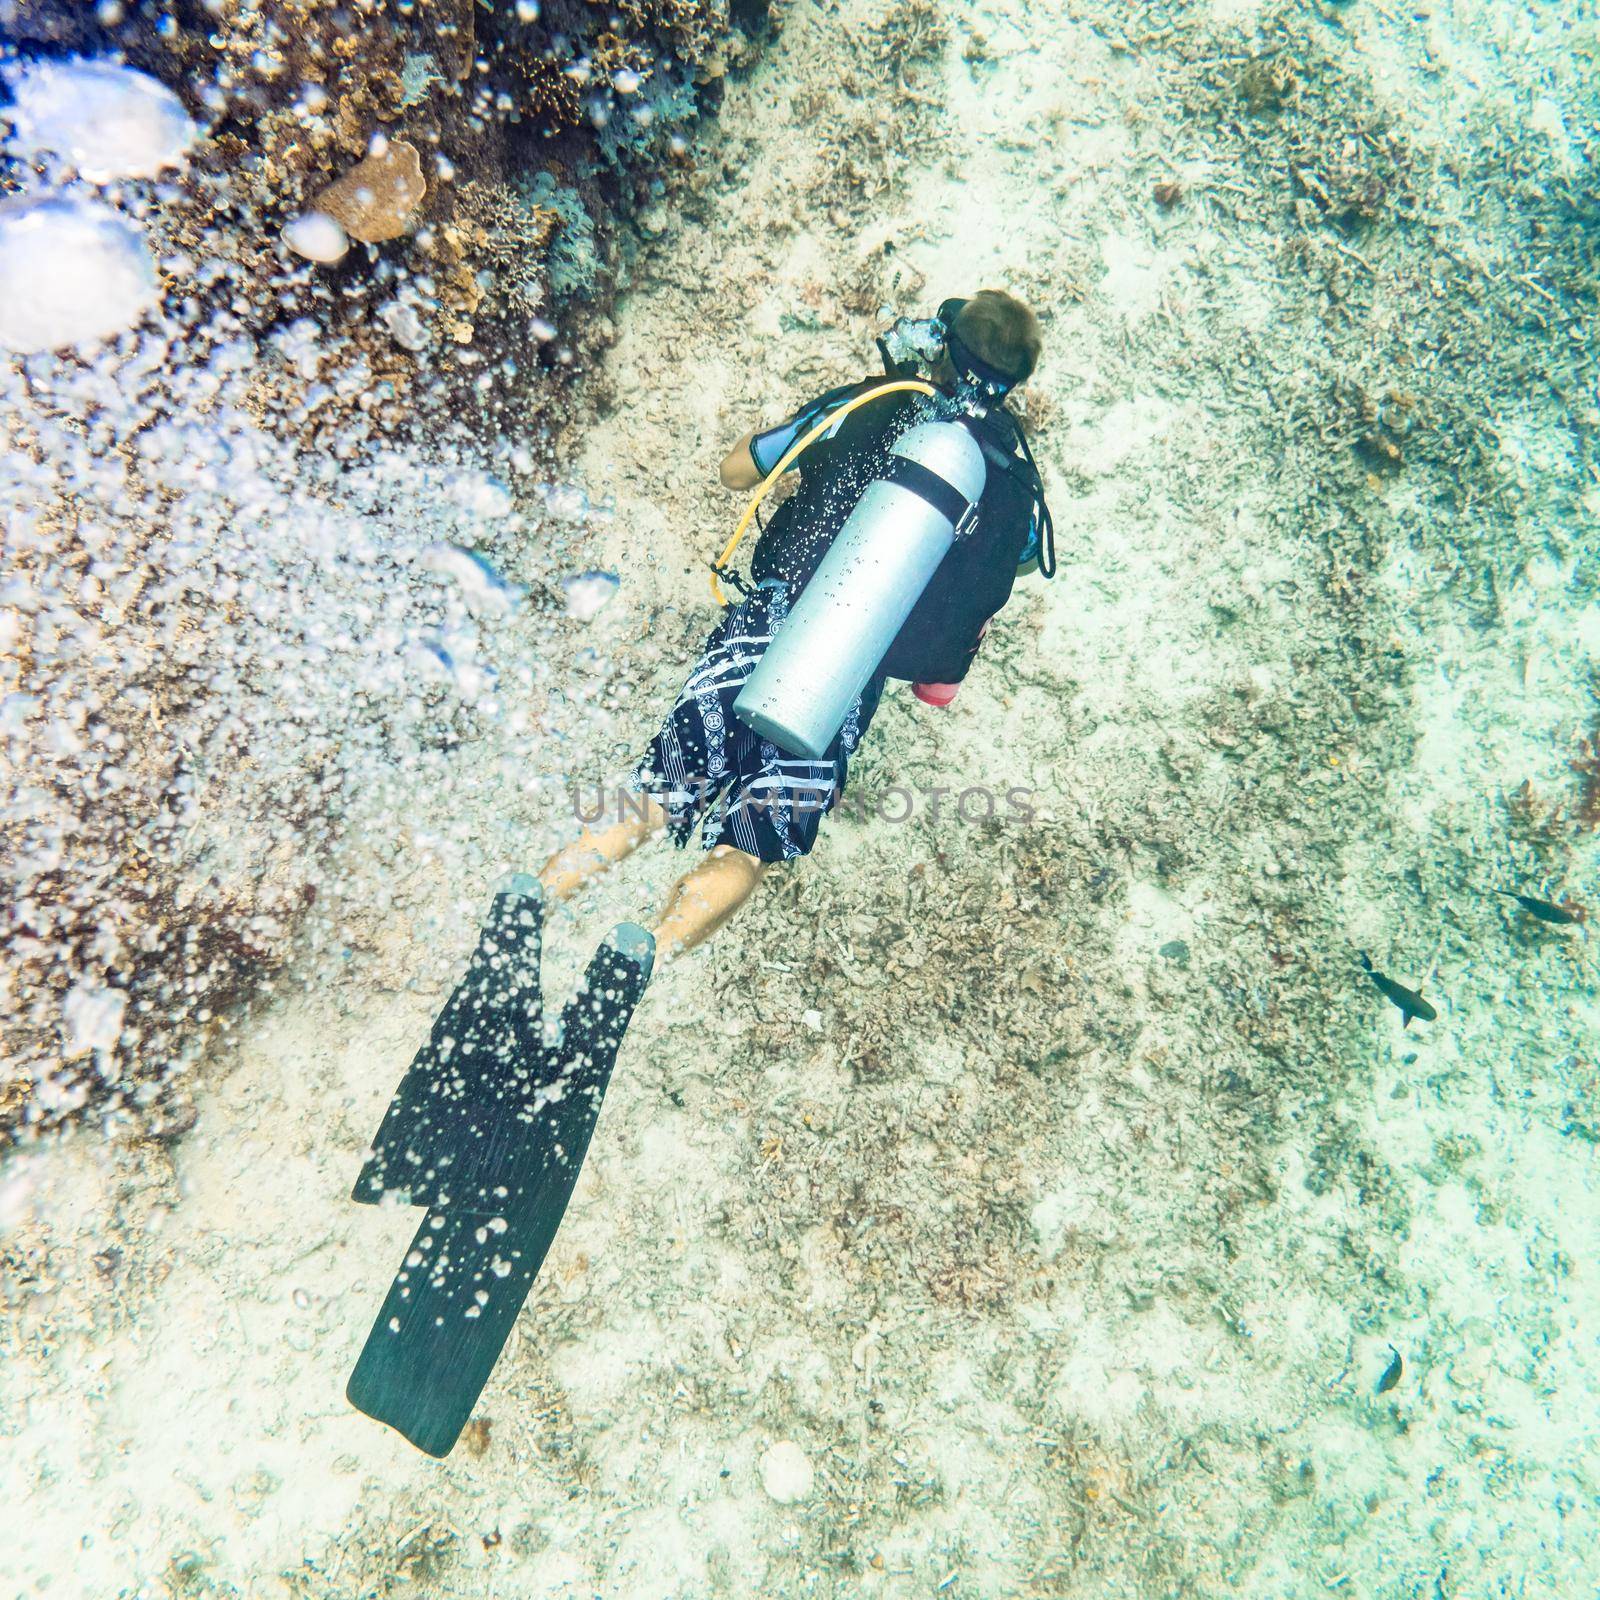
[722,382,872,492]
[720,430,763,491]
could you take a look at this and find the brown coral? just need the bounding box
[452,181,563,317]
[513,54,587,129]
[1572,733,1600,832]
[308,139,428,242]
[594,30,654,80]
[1239,53,1301,113]
[605,0,733,70]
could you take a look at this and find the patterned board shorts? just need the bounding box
[630,579,884,863]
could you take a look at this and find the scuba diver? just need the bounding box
[345,291,1055,1455]
[542,288,1054,948]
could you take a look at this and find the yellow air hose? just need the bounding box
[709,378,939,605]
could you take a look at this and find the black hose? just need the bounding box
[1013,425,1056,579]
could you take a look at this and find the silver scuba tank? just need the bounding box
[733,419,986,760]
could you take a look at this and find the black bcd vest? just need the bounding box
[748,382,1039,684]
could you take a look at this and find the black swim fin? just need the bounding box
[352,874,572,1212]
[347,879,655,1457]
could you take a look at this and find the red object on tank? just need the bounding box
[913,621,988,708]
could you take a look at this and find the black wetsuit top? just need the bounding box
[747,380,1038,684]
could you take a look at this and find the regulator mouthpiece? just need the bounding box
[877,311,947,372]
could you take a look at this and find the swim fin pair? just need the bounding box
[346,875,654,1457]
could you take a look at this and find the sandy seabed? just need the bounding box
[3,0,1598,1595]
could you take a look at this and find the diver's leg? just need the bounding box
[538,795,669,902]
[653,845,770,959]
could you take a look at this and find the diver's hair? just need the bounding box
[954,290,1043,384]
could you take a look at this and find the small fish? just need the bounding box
[1359,952,1437,1029]
[1375,1345,1403,1394]
[1495,890,1585,926]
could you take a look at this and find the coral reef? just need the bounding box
[4,0,764,419]
[452,179,564,320]
[595,63,703,171]
[0,0,773,1144]
[521,170,605,300]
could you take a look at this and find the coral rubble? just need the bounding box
[0,0,772,1142]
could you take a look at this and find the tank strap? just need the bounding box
[882,455,975,531]
[966,406,1054,578]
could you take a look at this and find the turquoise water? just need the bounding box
[1,0,1596,1595]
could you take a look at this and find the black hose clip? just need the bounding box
[710,561,753,600]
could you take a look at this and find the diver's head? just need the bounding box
[936,290,1043,397]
